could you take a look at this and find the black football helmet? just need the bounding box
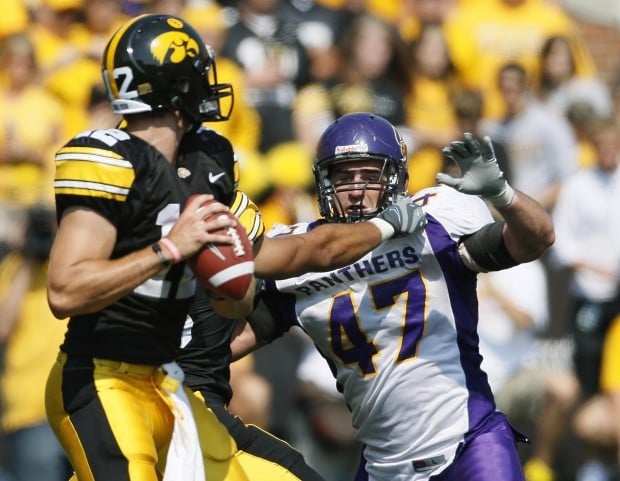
[101,14,233,126]
[313,112,408,223]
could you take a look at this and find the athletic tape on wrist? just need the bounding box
[486,183,515,208]
[369,218,396,241]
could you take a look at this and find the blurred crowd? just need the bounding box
[0,0,619,481]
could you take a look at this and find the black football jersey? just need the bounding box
[54,127,228,365]
[179,190,263,401]
[175,126,264,401]
[176,126,238,205]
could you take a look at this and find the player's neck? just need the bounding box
[124,113,186,163]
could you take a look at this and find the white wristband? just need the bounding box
[486,183,515,208]
[368,218,396,241]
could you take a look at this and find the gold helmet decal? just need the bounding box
[150,21,200,65]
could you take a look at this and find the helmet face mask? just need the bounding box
[102,14,233,127]
[313,113,409,223]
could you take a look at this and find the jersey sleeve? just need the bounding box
[247,285,294,344]
[412,185,494,241]
[53,130,136,226]
[230,190,264,242]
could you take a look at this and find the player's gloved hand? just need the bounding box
[436,133,515,208]
[370,197,427,240]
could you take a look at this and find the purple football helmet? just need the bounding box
[313,112,409,223]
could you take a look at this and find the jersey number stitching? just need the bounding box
[329,271,427,376]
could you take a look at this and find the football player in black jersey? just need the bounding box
[176,127,325,480]
[45,13,255,481]
[45,13,425,481]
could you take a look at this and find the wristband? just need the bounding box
[159,237,182,264]
[485,183,515,208]
[368,218,396,241]
[151,242,170,266]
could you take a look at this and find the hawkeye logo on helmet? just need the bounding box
[151,28,200,65]
[335,142,369,155]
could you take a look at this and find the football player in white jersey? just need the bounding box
[234,112,555,481]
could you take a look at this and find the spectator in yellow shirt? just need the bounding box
[0,0,29,40]
[443,0,596,119]
[44,0,128,135]
[183,2,263,153]
[0,34,64,248]
[0,205,71,481]
[405,22,461,193]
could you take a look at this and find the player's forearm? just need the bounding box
[499,190,555,263]
[312,222,383,269]
[230,319,264,362]
[255,222,382,279]
[47,245,168,319]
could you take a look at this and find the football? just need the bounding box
[186,197,254,300]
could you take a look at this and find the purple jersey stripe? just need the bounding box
[424,214,496,433]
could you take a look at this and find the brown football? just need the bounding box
[186,197,254,300]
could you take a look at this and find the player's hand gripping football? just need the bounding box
[165,194,236,262]
[373,197,427,238]
[436,133,515,208]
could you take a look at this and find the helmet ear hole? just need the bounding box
[176,78,191,94]
[170,96,182,109]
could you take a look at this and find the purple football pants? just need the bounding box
[430,419,526,481]
[355,415,526,481]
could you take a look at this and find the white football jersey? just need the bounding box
[263,185,496,478]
